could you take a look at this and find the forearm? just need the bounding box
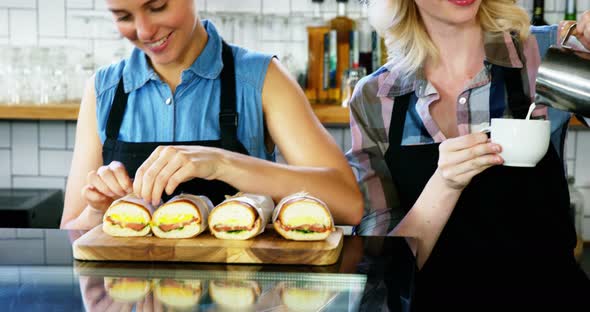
[392,169,462,268]
[218,151,363,225]
[61,205,104,230]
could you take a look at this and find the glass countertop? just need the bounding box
[0,228,416,311]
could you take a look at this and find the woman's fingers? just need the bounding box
[437,132,503,190]
[133,146,164,197]
[97,166,126,197]
[440,142,501,167]
[150,154,185,207]
[87,171,115,197]
[439,132,489,153]
[137,146,178,204]
[81,185,112,211]
[108,161,133,194]
[440,154,503,179]
[165,165,195,196]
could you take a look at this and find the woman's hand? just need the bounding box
[578,11,590,50]
[436,132,503,190]
[133,146,224,206]
[82,161,133,212]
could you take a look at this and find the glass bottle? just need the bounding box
[358,4,373,74]
[564,0,577,21]
[328,0,356,103]
[567,176,584,263]
[531,0,548,26]
[306,0,330,103]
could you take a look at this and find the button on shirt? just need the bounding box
[346,26,581,236]
[94,20,275,161]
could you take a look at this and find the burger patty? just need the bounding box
[276,220,329,233]
[106,216,147,231]
[213,223,255,232]
[158,217,199,232]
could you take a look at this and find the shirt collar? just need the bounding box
[122,19,223,93]
[377,31,524,98]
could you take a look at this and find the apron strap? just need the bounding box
[502,67,530,119]
[219,41,240,151]
[104,41,241,149]
[389,92,413,148]
[105,79,128,140]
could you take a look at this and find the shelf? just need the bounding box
[0,102,585,129]
[0,102,80,121]
[310,103,350,125]
[0,102,352,124]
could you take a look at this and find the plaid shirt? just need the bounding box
[346,26,575,236]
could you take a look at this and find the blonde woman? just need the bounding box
[347,0,590,308]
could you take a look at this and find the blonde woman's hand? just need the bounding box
[436,132,503,190]
[578,11,590,50]
[82,161,133,212]
[133,146,223,206]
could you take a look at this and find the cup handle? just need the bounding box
[479,126,491,134]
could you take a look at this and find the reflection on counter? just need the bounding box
[80,270,366,312]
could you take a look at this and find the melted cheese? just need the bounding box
[285,216,319,226]
[109,213,146,224]
[157,214,194,225]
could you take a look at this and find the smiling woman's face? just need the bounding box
[106,0,198,66]
[414,0,482,27]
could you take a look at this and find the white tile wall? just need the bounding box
[263,0,290,15]
[44,230,73,264]
[11,122,39,175]
[40,121,66,149]
[0,150,10,188]
[12,176,67,189]
[207,0,261,13]
[0,121,9,148]
[39,150,73,176]
[0,9,8,36]
[39,0,66,37]
[0,228,16,238]
[0,239,44,264]
[0,0,35,9]
[9,9,37,46]
[17,228,44,238]
[66,0,92,9]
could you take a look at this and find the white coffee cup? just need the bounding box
[486,118,551,167]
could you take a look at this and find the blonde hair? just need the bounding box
[369,0,531,77]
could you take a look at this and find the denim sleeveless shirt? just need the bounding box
[95,20,275,161]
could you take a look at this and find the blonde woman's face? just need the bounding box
[414,0,482,26]
[106,0,199,66]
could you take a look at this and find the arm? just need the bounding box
[391,133,502,268]
[133,59,362,225]
[60,76,104,229]
[60,76,133,230]
[222,59,362,225]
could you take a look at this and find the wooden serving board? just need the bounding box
[73,225,343,266]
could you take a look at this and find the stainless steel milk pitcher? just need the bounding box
[535,24,590,117]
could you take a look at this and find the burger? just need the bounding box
[152,279,202,309]
[103,277,151,303]
[102,195,152,237]
[151,195,212,239]
[273,193,334,241]
[278,282,335,311]
[209,194,274,240]
[208,280,261,310]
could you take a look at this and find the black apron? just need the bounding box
[384,66,590,310]
[102,41,249,205]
